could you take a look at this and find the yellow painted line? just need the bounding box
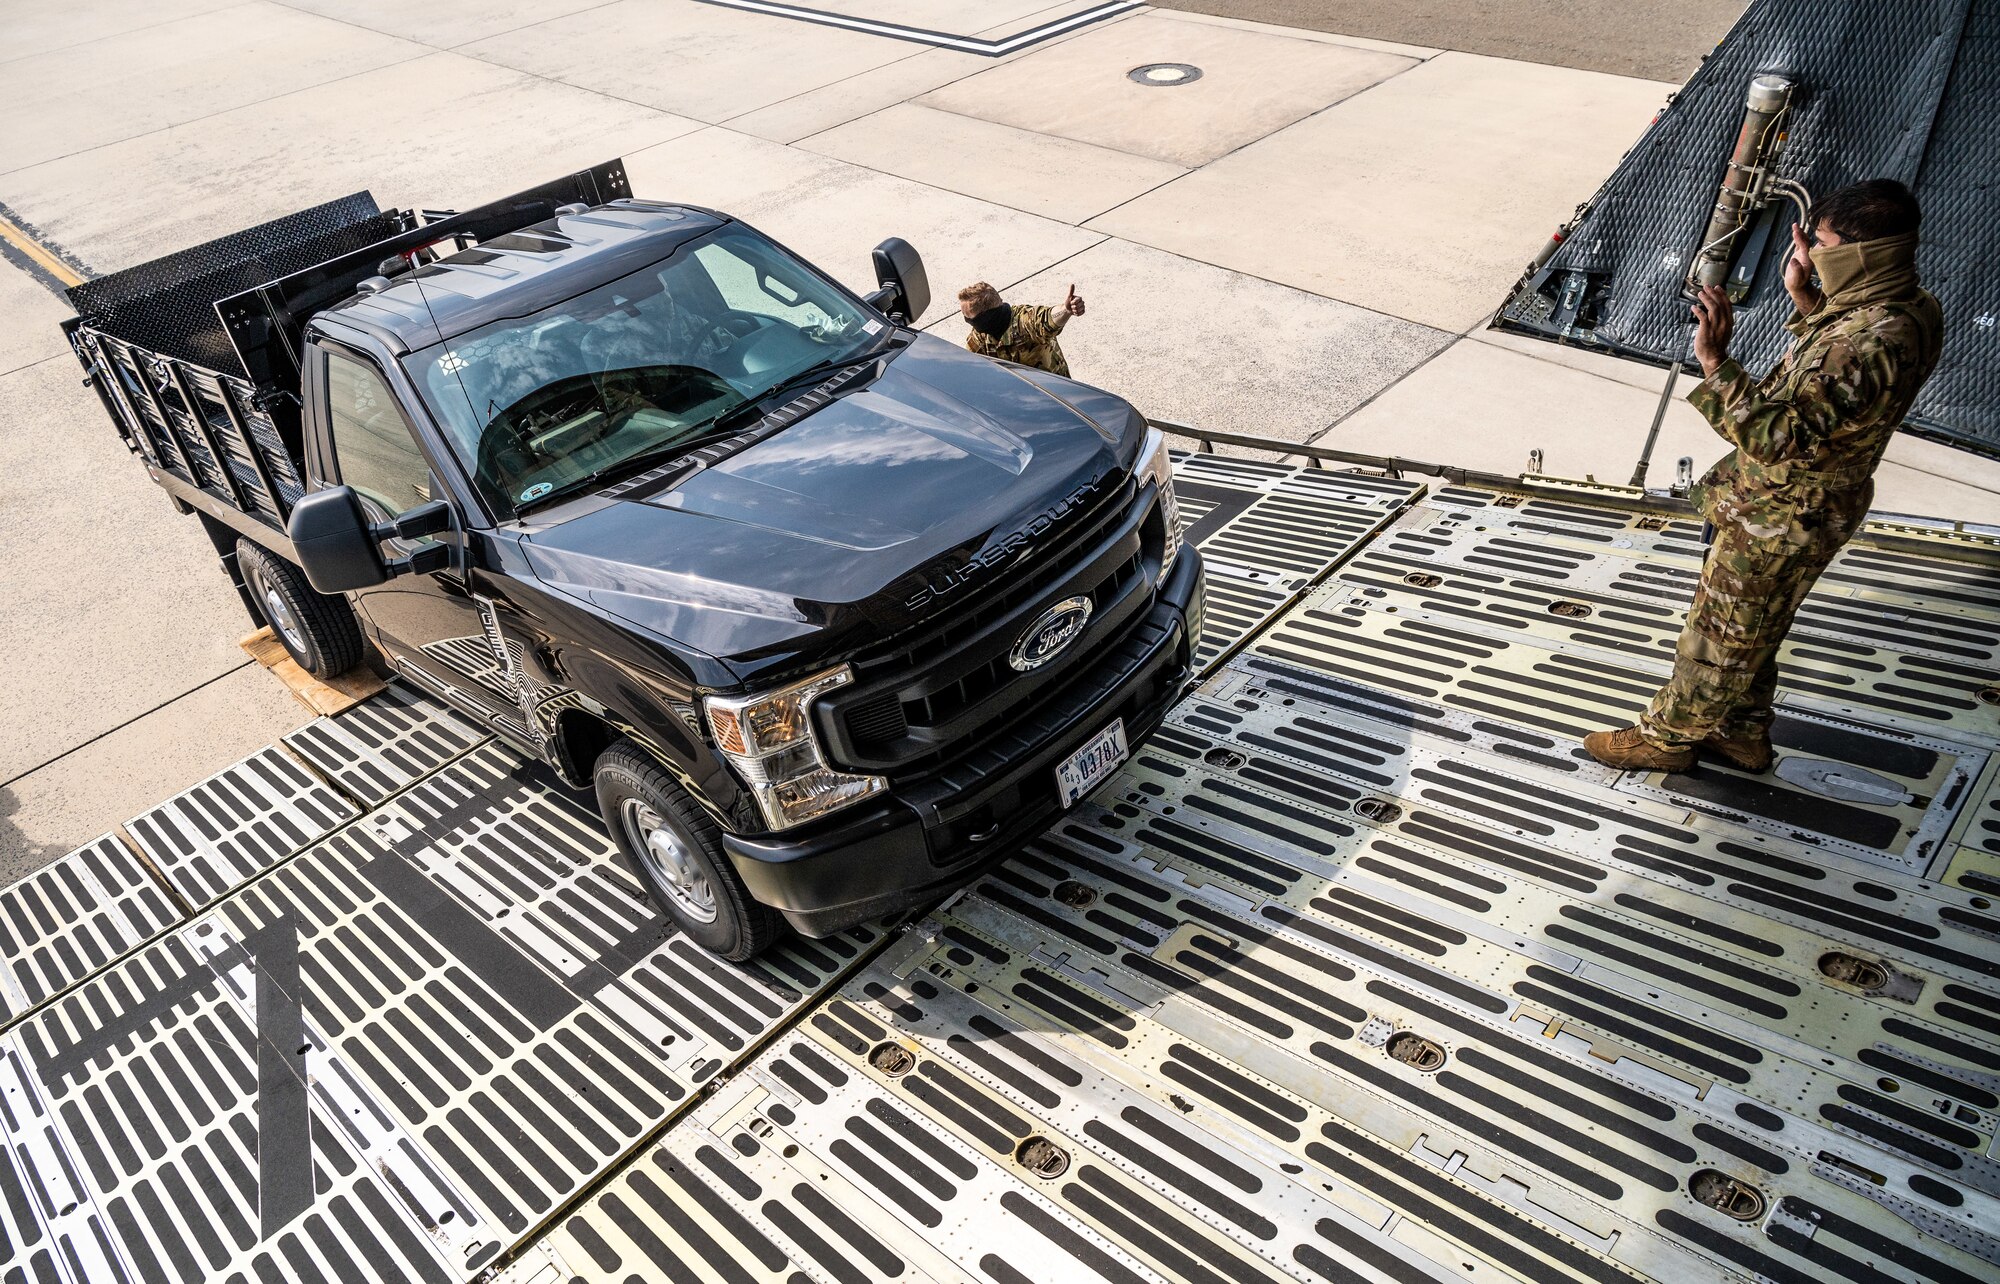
[0,211,84,289]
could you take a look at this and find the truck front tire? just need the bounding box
[594,742,782,961]
[237,539,364,677]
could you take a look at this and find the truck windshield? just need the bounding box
[407,226,881,515]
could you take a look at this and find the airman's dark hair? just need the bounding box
[1810,179,1922,242]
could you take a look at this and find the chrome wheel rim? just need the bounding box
[261,584,307,655]
[621,799,718,923]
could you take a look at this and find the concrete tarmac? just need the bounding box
[1153,0,1748,81]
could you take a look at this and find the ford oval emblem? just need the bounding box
[1009,596,1094,672]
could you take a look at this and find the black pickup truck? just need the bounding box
[65,160,1202,958]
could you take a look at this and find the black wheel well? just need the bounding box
[553,709,622,786]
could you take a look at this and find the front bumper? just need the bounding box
[721,548,1204,935]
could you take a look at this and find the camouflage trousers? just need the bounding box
[1639,525,1841,746]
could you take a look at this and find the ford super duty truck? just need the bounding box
[64,160,1203,959]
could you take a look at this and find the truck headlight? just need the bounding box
[704,666,886,830]
[1137,426,1182,585]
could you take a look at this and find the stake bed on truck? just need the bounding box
[65,159,1202,959]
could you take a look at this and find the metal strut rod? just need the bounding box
[1630,359,1684,488]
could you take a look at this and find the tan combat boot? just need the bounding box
[1703,728,1774,773]
[1583,726,1695,772]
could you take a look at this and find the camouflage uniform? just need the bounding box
[966,304,1072,377]
[1640,233,1944,746]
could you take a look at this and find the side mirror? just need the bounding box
[289,486,389,593]
[287,489,454,593]
[869,238,929,324]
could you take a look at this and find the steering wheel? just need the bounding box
[706,311,773,347]
[475,417,550,508]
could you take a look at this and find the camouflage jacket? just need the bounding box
[1688,233,1944,550]
[966,304,1071,378]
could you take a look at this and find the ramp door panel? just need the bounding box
[1495,0,2000,459]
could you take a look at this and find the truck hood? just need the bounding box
[521,334,1136,680]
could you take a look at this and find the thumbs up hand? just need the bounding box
[1062,284,1086,317]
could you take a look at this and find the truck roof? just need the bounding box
[317,200,726,356]
[63,157,636,393]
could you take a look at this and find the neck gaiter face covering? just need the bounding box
[969,303,1013,338]
[1810,232,1920,310]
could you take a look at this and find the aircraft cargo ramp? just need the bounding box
[2,452,1997,1284]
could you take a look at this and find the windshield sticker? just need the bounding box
[864,319,884,334]
[519,481,554,503]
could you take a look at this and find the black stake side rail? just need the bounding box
[61,160,634,564]
[67,321,306,542]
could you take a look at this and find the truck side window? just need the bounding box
[327,353,432,519]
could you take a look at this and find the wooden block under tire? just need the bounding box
[238,624,385,715]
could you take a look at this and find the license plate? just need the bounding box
[1055,719,1129,808]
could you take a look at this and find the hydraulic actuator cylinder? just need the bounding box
[1687,74,1794,291]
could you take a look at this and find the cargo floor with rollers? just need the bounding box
[0,451,1995,1284]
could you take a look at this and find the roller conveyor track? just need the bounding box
[1,458,1996,1284]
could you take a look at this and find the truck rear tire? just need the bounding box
[237,539,364,678]
[594,742,783,961]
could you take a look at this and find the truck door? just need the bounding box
[320,349,516,722]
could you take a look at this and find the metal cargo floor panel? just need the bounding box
[1170,451,1427,676]
[3,461,1998,1283]
[0,836,182,1024]
[1378,492,2000,657]
[523,471,1998,1284]
[536,798,1996,1283]
[281,683,490,806]
[1254,576,2000,759]
[0,729,880,1284]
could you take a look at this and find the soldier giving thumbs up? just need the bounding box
[957,280,1086,378]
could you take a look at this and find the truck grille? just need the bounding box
[904,548,1144,729]
[820,477,1162,773]
[842,692,909,745]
